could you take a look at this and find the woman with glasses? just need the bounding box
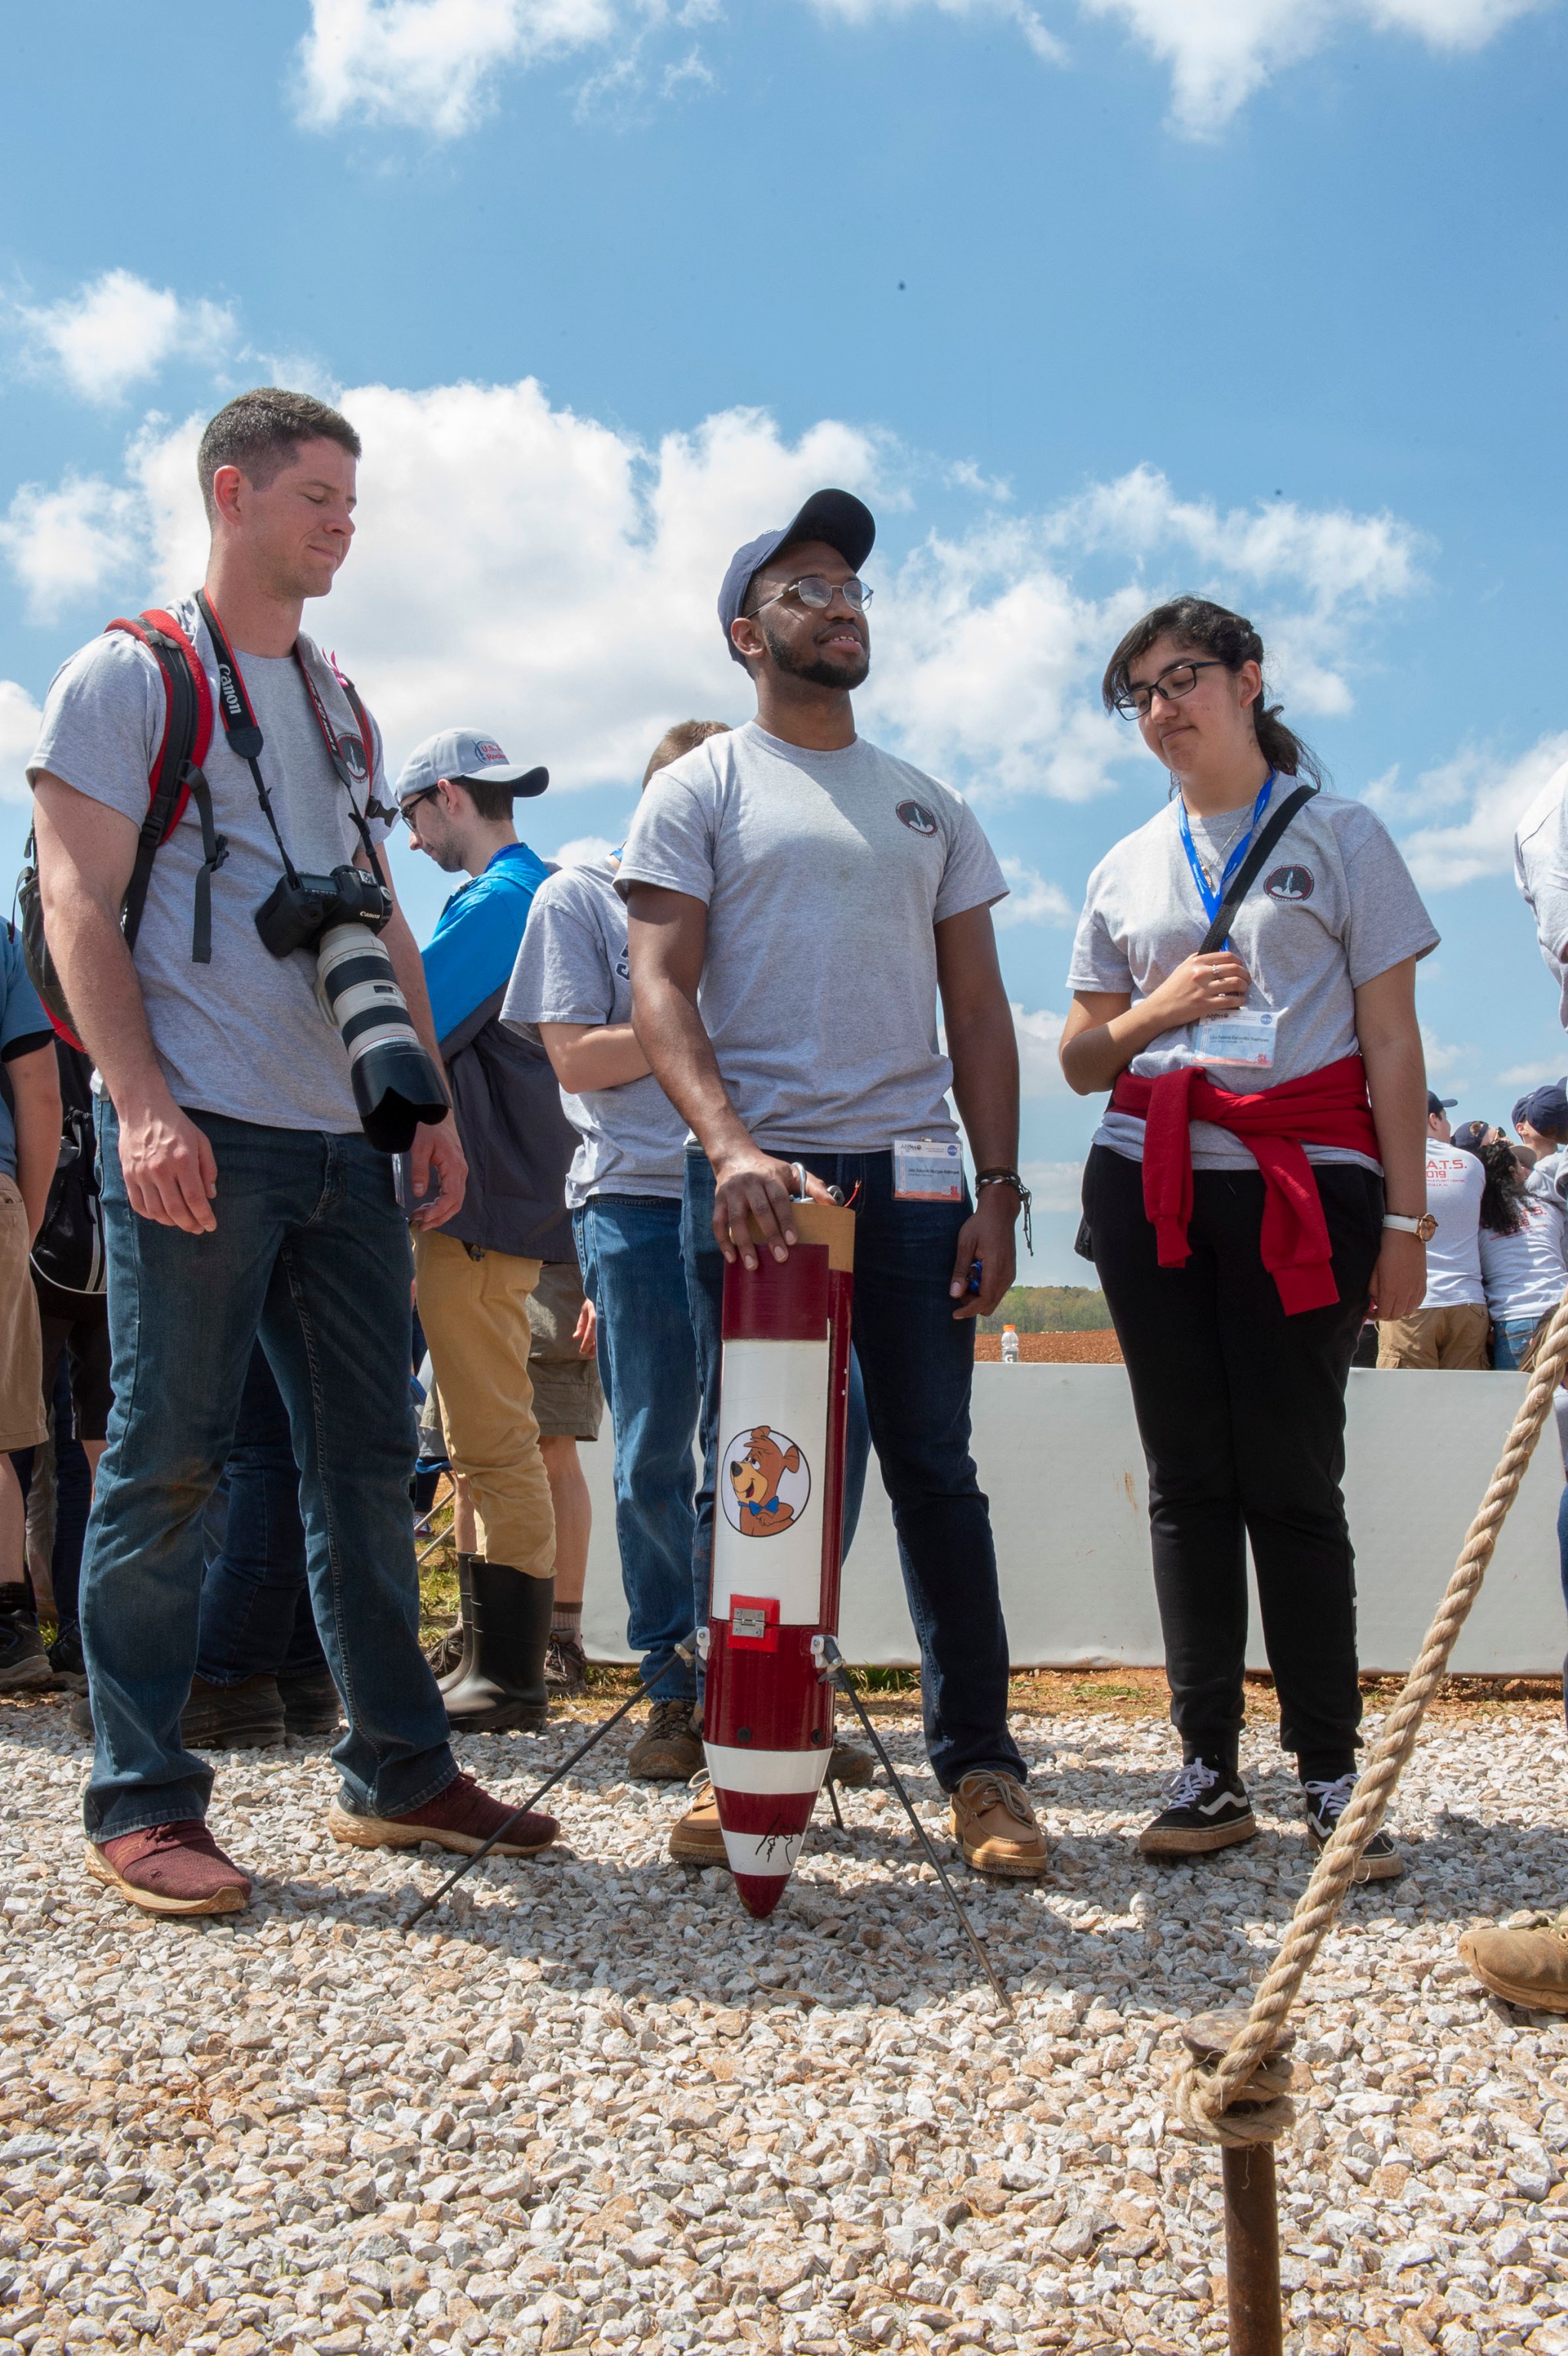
[1060,596,1437,1875]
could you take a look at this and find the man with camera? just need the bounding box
[29,387,557,1917]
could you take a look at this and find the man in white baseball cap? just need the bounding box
[397,730,591,1734]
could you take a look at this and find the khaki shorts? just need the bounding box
[1376,1302,1491,1371]
[527,1260,604,1442]
[0,1178,47,1453]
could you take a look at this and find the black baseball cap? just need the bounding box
[717,489,876,667]
[1426,1092,1457,1119]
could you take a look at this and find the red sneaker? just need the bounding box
[85,1821,252,1916]
[328,1771,557,1858]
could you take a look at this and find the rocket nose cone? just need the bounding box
[733,1873,789,1920]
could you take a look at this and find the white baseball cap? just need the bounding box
[395,729,547,809]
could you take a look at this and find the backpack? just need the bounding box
[20,608,215,1051]
[29,1039,105,1299]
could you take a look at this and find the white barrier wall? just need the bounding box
[579,1364,1567,1677]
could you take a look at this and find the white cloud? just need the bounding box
[296,0,717,133]
[549,833,620,866]
[1013,1002,1067,1096]
[0,682,42,807]
[1018,1156,1086,1211]
[996,857,1075,926]
[14,270,235,407]
[1387,735,1568,892]
[798,0,1547,132]
[1419,1021,1469,1080]
[1498,1060,1561,1088]
[0,383,1421,814]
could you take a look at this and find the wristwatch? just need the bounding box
[1383,1212,1437,1242]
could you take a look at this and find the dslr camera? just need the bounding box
[253,864,448,1155]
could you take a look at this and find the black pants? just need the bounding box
[1084,1144,1383,1780]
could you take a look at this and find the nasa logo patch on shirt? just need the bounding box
[1265,864,1315,902]
[897,799,939,836]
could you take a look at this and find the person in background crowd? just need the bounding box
[1462,756,1568,2007]
[0,926,62,1691]
[30,388,555,1917]
[28,1036,109,1688]
[1063,595,1434,1877]
[400,729,590,1730]
[524,1265,603,1697]
[623,489,1047,1879]
[1462,1123,1568,1369]
[1514,1083,1568,1181]
[1376,1095,1487,1369]
[505,732,717,1771]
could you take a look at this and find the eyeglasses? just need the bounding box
[400,786,438,828]
[746,574,873,619]
[1111,658,1226,721]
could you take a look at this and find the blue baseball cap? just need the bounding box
[717,489,876,667]
[1426,1091,1456,1119]
[1517,1082,1568,1136]
[395,729,548,811]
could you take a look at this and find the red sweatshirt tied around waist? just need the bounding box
[1109,1054,1380,1315]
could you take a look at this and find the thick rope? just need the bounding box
[1172,1286,1568,2144]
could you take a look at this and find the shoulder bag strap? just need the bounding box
[1196,782,1318,956]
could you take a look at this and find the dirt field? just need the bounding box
[973,1331,1124,1363]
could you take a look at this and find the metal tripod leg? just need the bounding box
[812,1635,1013,2016]
[404,1636,697,1930]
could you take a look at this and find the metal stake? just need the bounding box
[405,1637,697,1930]
[1181,2011,1292,2356]
[813,1635,1013,2015]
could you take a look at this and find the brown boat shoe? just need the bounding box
[951,1769,1049,1878]
[328,1770,557,1858]
[668,1773,728,1867]
[1459,1915,1568,2012]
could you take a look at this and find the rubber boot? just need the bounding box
[432,1551,477,1691]
[441,1561,554,1734]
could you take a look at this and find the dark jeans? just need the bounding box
[682,1150,1023,1792]
[81,1106,456,1841]
[49,1352,93,1638]
[198,1341,327,1687]
[1085,1143,1383,1780]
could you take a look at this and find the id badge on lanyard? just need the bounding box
[893,1137,965,1201]
[1194,1008,1279,1068]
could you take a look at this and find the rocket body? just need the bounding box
[702,1200,855,1919]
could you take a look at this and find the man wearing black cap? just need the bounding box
[620,489,1047,1879]
[1376,1091,1488,1369]
[399,730,590,1732]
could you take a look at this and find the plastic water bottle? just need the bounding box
[1001,1325,1020,1364]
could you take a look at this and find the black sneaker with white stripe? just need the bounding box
[1138,1759,1256,1857]
[1303,1774,1404,1881]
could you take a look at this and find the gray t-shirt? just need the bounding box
[616,721,1008,1154]
[1067,786,1439,1172]
[1514,756,1568,1025]
[501,858,688,1207]
[29,596,391,1132]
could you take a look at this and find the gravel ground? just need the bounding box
[5,1688,1568,2356]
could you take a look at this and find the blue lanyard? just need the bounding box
[1177,771,1276,938]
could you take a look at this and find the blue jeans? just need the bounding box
[1493,1316,1537,1371]
[197,1341,327,1687]
[681,1151,1023,1792]
[573,1195,701,1704]
[82,1107,456,1841]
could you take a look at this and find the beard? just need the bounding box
[762,618,870,691]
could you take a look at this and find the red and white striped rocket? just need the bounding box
[701,1199,855,1920]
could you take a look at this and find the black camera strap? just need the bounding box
[194,589,390,898]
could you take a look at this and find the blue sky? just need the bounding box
[2,0,1566,1276]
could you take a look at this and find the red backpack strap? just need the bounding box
[106,609,224,959]
[106,609,214,842]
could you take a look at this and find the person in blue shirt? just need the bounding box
[400,730,585,1732]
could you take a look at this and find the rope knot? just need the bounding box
[1172,2010,1297,2149]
